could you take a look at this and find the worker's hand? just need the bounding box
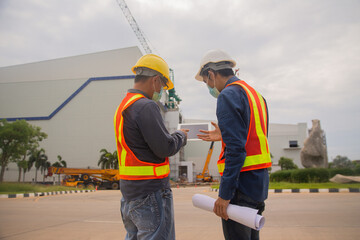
[197,122,222,142]
[213,197,230,220]
[180,129,189,137]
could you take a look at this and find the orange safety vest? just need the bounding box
[217,80,271,175]
[113,92,170,180]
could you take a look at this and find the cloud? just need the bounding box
[0,0,359,160]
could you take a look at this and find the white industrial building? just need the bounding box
[268,123,308,171]
[1,47,310,182]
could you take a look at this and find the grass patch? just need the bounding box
[210,182,360,190]
[269,182,360,189]
[0,183,85,194]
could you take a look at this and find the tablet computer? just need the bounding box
[177,122,211,141]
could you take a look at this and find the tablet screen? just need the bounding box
[178,123,210,141]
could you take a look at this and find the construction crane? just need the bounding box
[116,0,182,108]
[116,0,152,54]
[196,141,215,182]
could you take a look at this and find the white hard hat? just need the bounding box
[195,49,236,81]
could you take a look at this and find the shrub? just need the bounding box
[270,170,293,182]
[328,168,356,178]
[270,167,360,183]
[355,164,360,175]
[278,157,298,170]
[291,168,329,183]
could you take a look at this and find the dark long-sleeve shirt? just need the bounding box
[217,76,269,202]
[119,89,187,201]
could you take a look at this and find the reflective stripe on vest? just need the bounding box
[217,80,271,175]
[119,164,170,177]
[114,92,170,180]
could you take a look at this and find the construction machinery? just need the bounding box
[196,141,215,182]
[47,167,121,190]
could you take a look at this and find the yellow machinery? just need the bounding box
[196,141,215,182]
[47,167,121,190]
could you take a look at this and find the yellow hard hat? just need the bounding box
[132,54,174,90]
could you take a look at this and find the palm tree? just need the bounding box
[52,155,67,168]
[22,161,30,182]
[27,156,35,182]
[98,149,118,169]
[98,149,111,169]
[29,148,48,183]
[40,160,51,183]
[52,155,67,183]
[17,159,28,182]
[16,151,34,182]
[111,150,118,169]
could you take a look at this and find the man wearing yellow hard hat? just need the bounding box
[114,54,188,240]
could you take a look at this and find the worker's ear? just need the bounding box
[208,71,216,82]
[149,75,156,85]
[150,75,157,82]
[154,75,162,86]
[150,76,161,90]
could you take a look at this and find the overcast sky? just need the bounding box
[1,0,359,161]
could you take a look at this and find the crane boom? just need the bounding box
[116,0,152,54]
[116,0,182,107]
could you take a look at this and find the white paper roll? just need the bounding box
[192,194,265,230]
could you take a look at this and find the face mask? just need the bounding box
[152,88,163,101]
[207,85,220,98]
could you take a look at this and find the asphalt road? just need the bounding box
[0,187,359,240]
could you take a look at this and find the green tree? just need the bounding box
[0,119,47,182]
[29,148,48,183]
[98,149,118,169]
[268,153,274,174]
[329,155,353,169]
[278,157,298,170]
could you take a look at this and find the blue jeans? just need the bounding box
[120,188,175,240]
[222,190,265,240]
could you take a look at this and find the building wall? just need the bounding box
[0,47,143,182]
[268,122,308,169]
[0,47,141,84]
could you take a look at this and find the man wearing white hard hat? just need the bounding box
[196,49,271,240]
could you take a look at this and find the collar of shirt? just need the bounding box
[224,76,240,88]
[128,89,150,99]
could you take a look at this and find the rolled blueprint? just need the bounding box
[192,194,265,230]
